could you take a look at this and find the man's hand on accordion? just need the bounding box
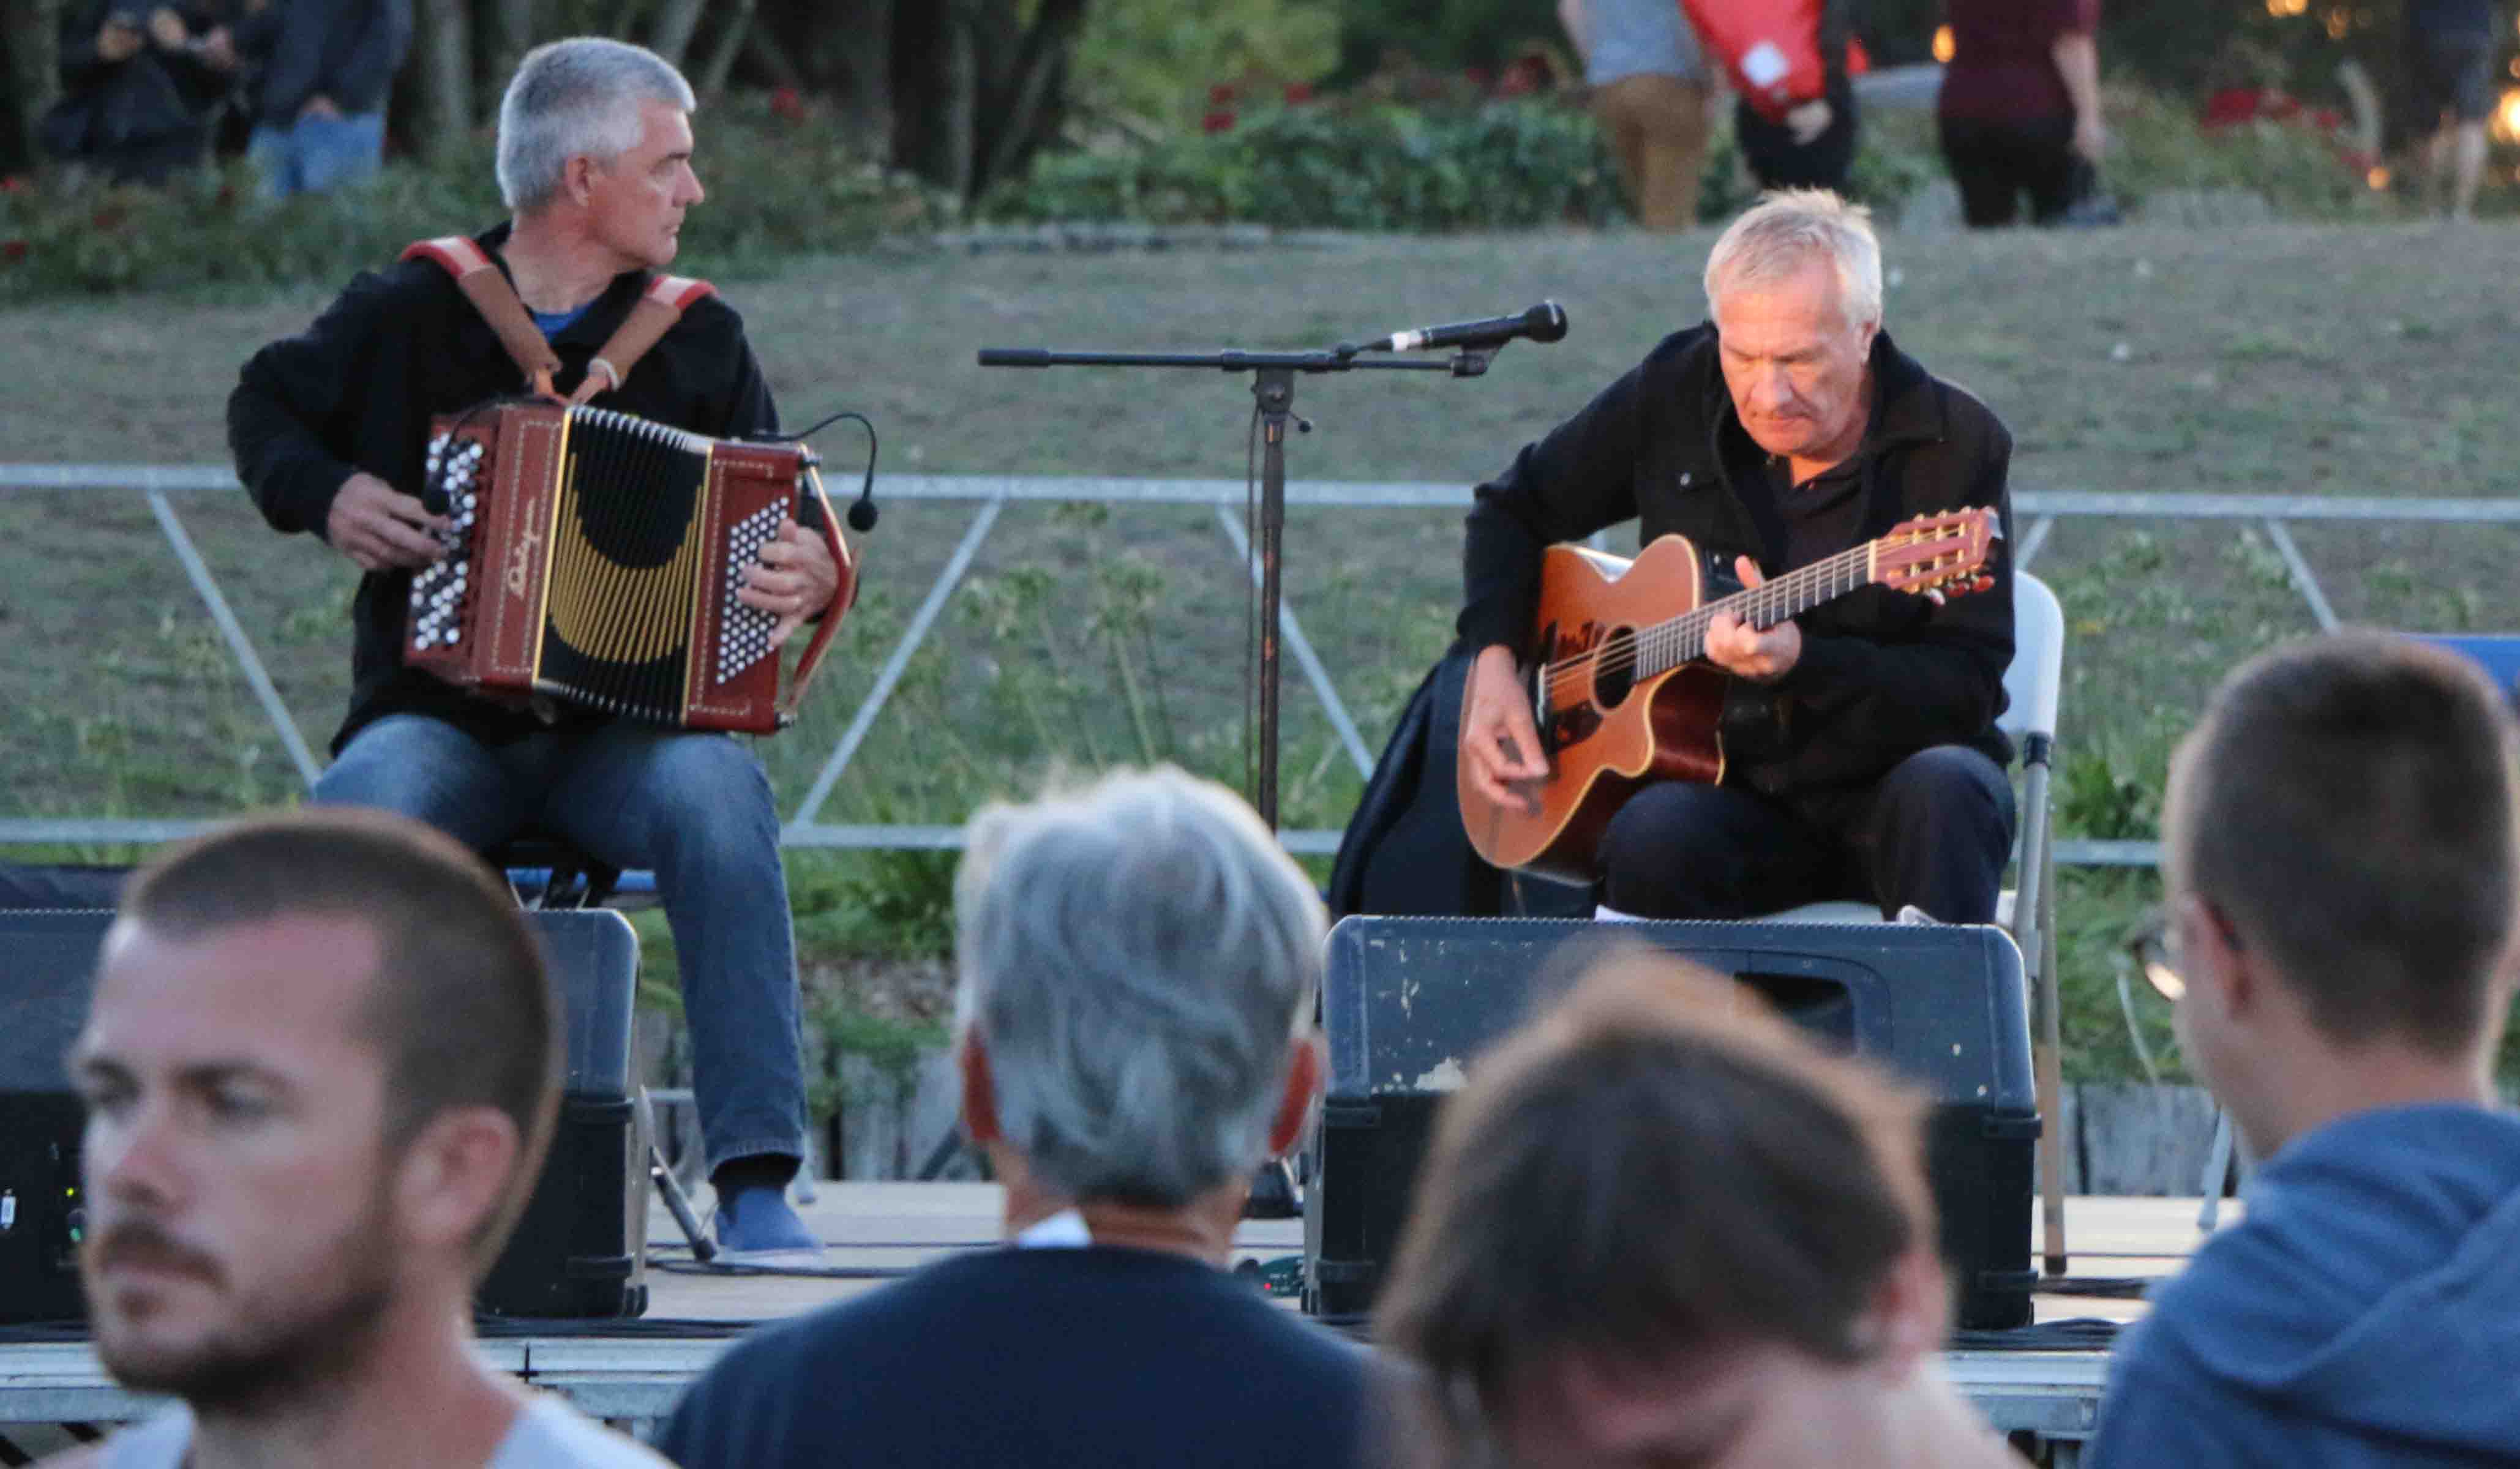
[328,471,451,572]
[739,515,841,650]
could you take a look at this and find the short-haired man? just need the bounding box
[2090,633,2520,1463]
[45,808,669,1468]
[654,768,1376,1468]
[229,36,840,1259]
[1460,190,2016,922]
[1376,948,2019,1468]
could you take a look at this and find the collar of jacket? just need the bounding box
[462,219,656,344]
[1691,323,1948,463]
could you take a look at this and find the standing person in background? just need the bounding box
[1561,0,1714,231]
[1723,0,1859,193]
[1937,0,2107,228]
[238,0,408,197]
[41,3,239,184]
[2402,0,2496,220]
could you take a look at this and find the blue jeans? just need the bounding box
[249,110,385,198]
[315,714,809,1173]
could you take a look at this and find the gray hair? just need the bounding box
[1703,189,1884,329]
[497,37,697,212]
[954,767,1327,1207]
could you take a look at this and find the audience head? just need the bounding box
[2163,631,2520,1147]
[1703,189,1884,463]
[497,37,702,266]
[71,809,558,1406]
[1376,947,1948,1469]
[952,766,1327,1211]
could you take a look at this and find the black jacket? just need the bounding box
[240,0,409,122]
[1459,325,2014,794]
[228,220,780,752]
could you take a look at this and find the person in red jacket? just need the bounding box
[1937,0,2107,228]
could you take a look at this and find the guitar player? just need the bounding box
[1457,189,2017,923]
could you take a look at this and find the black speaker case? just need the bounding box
[1305,916,2039,1333]
[0,907,649,1325]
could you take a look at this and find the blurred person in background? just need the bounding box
[2090,632,2520,1463]
[2401,0,2497,219]
[1376,946,2021,1469]
[1723,0,1859,194]
[234,0,409,197]
[40,2,241,184]
[655,768,1376,1469]
[1561,0,1714,231]
[42,809,669,1469]
[1936,0,2109,228]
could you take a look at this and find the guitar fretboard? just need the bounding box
[1626,540,1877,681]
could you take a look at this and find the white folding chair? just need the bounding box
[1733,572,2071,1267]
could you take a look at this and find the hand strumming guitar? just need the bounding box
[1703,555,1802,682]
[1460,643,1550,813]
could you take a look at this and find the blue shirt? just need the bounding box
[1583,0,1704,85]
[531,301,593,340]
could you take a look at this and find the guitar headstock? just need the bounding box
[1873,507,1998,603]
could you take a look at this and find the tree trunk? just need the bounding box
[648,0,707,69]
[410,0,474,159]
[822,0,891,158]
[972,0,1086,200]
[482,0,542,113]
[692,0,756,97]
[0,0,61,175]
[891,0,979,198]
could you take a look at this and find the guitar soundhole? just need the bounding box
[1594,627,1638,709]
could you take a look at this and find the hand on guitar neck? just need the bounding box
[1702,556,1802,682]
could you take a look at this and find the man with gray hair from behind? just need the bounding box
[656,767,1377,1468]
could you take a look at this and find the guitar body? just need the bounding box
[1459,534,1731,885]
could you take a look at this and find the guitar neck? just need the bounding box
[1633,541,1877,680]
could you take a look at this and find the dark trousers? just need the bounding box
[1940,113,2080,227]
[1736,72,1858,193]
[1599,745,2016,922]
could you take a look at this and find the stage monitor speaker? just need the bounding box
[0,908,648,1326]
[1304,916,2039,1333]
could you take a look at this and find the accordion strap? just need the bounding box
[403,238,718,404]
[572,274,719,405]
[404,236,564,400]
[780,465,859,726]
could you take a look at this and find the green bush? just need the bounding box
[988,97,1630,231]
[0,91,947,302]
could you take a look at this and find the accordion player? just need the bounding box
[401,398,858,735]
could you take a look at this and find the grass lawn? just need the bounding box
[2,220,2513,1079]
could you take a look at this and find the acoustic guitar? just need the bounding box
[1458,508,1999,884]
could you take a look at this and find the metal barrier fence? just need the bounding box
[10,463,2519,867]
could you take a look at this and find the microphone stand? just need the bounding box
[977,343,1499,830]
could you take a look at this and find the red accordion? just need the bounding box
[402,400,855,734]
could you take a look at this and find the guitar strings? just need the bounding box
[1538,523,1981,697]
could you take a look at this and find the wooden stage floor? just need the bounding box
[0,1186,2236,1459]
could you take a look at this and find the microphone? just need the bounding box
[846,488,878,533]
[1349,301,1567,355]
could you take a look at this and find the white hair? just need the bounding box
[953,767,1326,1208]
[1703,189,1884,329]
[496,37,697,212]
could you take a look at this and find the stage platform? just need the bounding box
[0,1185,2232,1462]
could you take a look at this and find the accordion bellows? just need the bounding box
[403,400,852,734]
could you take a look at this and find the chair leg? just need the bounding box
[2031,823,2070,1276]
[2197,1110,2233,1232]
